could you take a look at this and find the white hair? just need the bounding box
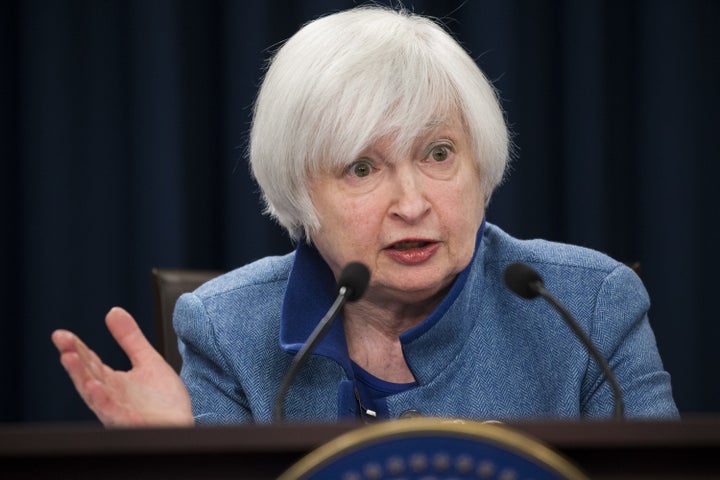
[250,6,510,241]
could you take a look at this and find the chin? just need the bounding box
[379,277,453,302]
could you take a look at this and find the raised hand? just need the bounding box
[51,307,194,427]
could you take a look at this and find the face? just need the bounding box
[308,113,486,307]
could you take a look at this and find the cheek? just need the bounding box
[319,195,378,245]
[443,180,485,237]
[344,200,383,243]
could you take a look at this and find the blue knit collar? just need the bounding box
[279,220,487,377]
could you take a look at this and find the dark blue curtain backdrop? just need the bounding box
[1,0,718,422]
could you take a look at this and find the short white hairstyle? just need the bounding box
[250,6,509,241]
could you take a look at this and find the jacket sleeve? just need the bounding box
[173,291,253,424]
[581,264,679,418]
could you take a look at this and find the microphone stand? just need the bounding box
[532,280,626,420]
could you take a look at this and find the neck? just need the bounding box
[342,292,445,383]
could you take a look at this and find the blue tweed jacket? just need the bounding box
[174,222,678,423]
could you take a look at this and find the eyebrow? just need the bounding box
[423,117,447,130]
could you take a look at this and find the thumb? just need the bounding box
[105,307,159,367]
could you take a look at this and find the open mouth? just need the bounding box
[390,240,432,251]
[384,239,440,264]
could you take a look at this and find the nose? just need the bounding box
[389,168,430,223]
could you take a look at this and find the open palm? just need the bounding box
[52,307,193,427]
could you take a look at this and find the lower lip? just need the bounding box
[384,242,440,265]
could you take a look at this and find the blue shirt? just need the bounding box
[352,361,416,419]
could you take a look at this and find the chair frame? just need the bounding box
[150,268,223,372]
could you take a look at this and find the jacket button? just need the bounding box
[399,409,422,418]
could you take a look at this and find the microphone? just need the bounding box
[272,262,371,423]
[503,262,625,420]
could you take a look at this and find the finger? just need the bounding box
[58,351,103,411]
[53,329,108,381]
[58,346,135,427]
[105,307,159,367]
[51,329,80,353]
[83,378,138,427]
[52,330,102,378]
[83,379,113,424]
[53,330,103,403]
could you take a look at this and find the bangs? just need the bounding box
[303,30,462,175]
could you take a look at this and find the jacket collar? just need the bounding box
[279,220,487,381]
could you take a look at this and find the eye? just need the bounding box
[347,158,373,178]
[429,144,450,162]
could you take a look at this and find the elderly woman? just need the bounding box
[52,6,677,426]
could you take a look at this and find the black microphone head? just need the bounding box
[503,262,544,299]
[337,262,371,302]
